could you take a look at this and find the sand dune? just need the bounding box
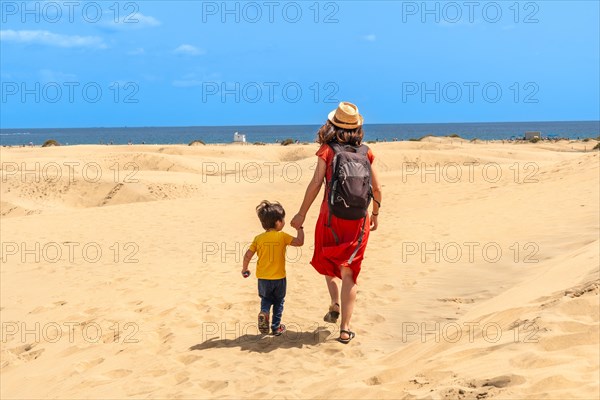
[1,141,598,399]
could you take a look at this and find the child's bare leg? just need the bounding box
[325,275,340,309]
[340,266,357,339]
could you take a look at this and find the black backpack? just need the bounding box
[327,142,373,264]
[327,142,374,221]
[326,142,375,263]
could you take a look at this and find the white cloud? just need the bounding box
[174,44,204,56]
[103,12,161,29]
[363,34,376,42]
[134,13,161,27]
[0,30,106,49]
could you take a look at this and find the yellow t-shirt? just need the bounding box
[249,230,294,280]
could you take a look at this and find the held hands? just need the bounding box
[370,213,379,231]
[290,213,305,230]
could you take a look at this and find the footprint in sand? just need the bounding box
[102,329,122,344]
[202,379,230,394]
[145,369,169,377]
[153,327,174,345]
[323,347,343,356]
[365,375,383,386]
[565,280,599,298]
[104,369,133,378]
[507,317,540,331]
[28,300,68,314]
[6,343,45,362]
[175,371,190,385]
[480,375,525,388]
[75,357,105,372]
[101,183,124,205]
[371,314,386,323]
[134,305,153,313]
[177,354,203,366]
[125,385,160,397]
[159,307,177,317]
[438,297,475,304]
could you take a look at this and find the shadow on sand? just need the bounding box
[189,326,333,353]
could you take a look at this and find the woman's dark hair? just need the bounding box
[316,120,364,146]
[256,200,285,230]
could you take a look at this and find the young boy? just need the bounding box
[242,200,304,336]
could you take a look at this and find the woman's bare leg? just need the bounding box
[340,266,357,339]
[325,275,340,309]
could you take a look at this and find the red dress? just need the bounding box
[310,144,375,283]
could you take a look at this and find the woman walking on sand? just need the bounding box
[290,102,382,344]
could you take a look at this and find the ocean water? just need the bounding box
[1,121,598,146]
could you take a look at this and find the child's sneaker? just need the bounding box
[258,312,270,334]
[272,324,286,336]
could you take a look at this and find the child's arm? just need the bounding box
[241,249,255,274]
[290,227,304,247]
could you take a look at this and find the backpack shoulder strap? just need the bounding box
[328,142,342,154]
[326,142,341,244]
[357,144,369,156]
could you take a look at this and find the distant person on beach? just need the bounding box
[242,200,304,336]
[291,102,382,344]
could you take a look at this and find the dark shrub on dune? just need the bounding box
[447,134,462,138]
[42,139,60,147]
[593,143,600,151]
[189,140,205,146]
[253,142,266,146]
[281,138,294,146]
[529,137,541,143]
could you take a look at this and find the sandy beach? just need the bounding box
[1,139,598,399]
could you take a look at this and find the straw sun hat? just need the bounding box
[328,101,364,130]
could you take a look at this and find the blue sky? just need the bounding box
[1,0,599,128]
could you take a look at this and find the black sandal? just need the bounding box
[323,303,340,323]
[337,329,355,344]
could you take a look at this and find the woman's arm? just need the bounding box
[370,164,382,231]
[290,158,327,229]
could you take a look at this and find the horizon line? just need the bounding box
[2,120,599,131]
